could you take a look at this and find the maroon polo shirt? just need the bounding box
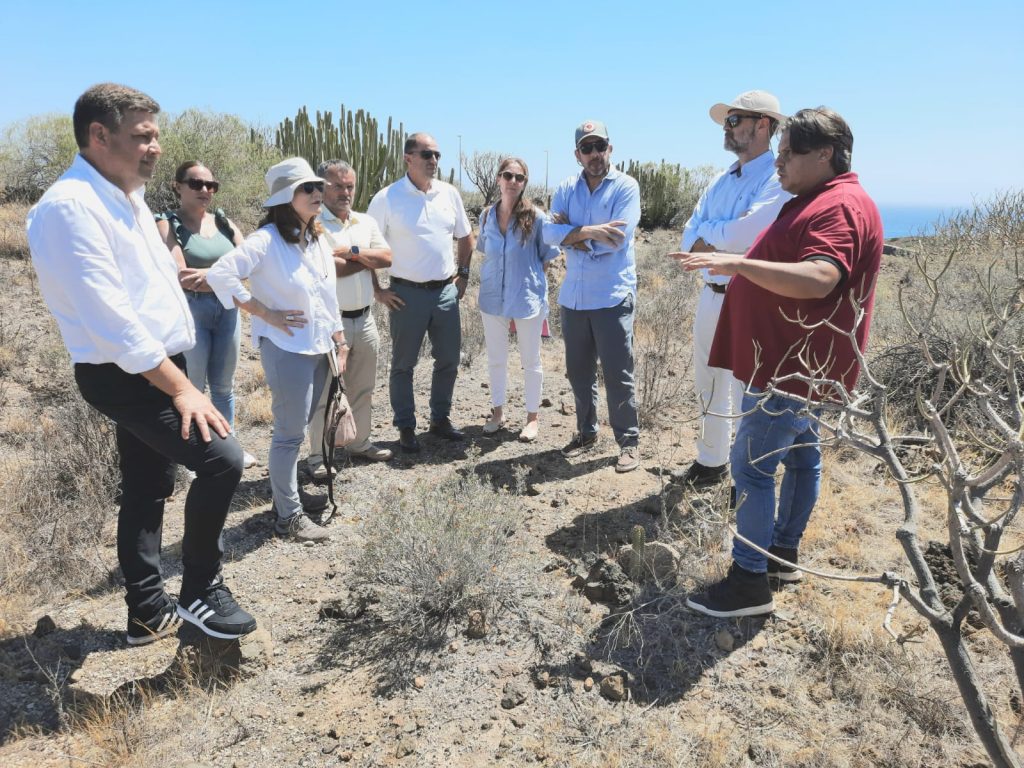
[709,172,883,400]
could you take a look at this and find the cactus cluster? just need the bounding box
[275,105,407,211]
[630,524,647,581]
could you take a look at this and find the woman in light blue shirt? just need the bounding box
[208,158,347,543]
[476,157,561,442]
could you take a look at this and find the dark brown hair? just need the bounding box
[174,160,207,183]
[488,157,538,245]
[785,107,853,174]
[73,83,160,149]
[258,203,323,244]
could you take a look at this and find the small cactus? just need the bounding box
[630,525,647,581]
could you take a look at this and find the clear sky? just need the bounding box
[3,0,1021,206]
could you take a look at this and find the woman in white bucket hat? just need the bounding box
[207,158,347,543]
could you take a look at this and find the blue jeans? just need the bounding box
[731,388,822,573]
[388,281,461,429]
[184,292,241,428]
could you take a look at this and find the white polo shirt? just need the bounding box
[318,207,389,311]
[367,175,471,282]
[26,154,195,374]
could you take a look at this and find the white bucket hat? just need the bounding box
[709,90,787,125]
[262,157,322,208]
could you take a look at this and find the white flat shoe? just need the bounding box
[519,421,539,442]
[483,415,506,434]
[242,451,257,469]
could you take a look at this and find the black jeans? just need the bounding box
[75,355,243,618]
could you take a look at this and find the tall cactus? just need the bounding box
[617,159,685,229]
[276,105,406,210]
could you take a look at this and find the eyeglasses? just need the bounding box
[298,181,324,194]
[184,178,220,192]
[413,150,441,160]
[500,171,527,183]
[578,140,608,155]
[723,113,764,128]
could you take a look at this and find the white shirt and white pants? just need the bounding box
[679,151,790,468]
[308,208,389,459]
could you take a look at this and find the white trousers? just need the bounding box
[693,285,744,467]
[481,311,545,413]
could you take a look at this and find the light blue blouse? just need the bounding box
[476,207,561,319]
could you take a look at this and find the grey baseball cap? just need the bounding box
[574,119,609,146]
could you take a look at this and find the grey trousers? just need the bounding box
[260,338,329,521]
[309,310,380,459]
[560,294,640,448]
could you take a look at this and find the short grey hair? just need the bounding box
[317,159,356,178]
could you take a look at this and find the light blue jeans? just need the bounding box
[184,292,241,428]
[731,388,822,573]
[260,338,329,522]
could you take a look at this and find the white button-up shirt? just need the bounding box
[26,154,195,374]
[318,207,389,311]
[206,226,343,355]
[367,176,471,282]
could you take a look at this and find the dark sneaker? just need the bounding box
[274,513,331,542]
[766,545,802,583]
[127,600,182,646]
[561,432,598,457]
[399,427,421,453]
[675,461,729,489]
[428,418,465,440]
[178,576,257,640]
[615,446,640,473]
[686,563,774,618]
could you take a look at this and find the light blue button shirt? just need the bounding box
[476,207,561,318]
[542,169,641,310]
[679,150,791,285]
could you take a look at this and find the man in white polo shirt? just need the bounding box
[368,132,474,454]
[306,159,394,478]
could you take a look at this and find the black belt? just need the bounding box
[341,305,370,319]
[391,275,454,290]
[706,283,727,294]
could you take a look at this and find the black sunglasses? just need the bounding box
[500,171,527,183]
[578,140,608,155]
[298,181,324,194]
[413,150,441,160]
[724,113,764,128]
[184,178,219,192]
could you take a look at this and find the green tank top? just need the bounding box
[157,209,237,269]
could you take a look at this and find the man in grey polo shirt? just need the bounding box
[368,133,474,454]
[307,160,394,478]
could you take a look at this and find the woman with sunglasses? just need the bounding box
[157,162,257,468]
[476,157,561,442]
[207,158,347,543]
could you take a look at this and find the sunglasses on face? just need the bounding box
[723,113,763,128]
[413,150,441,160]
[298,181,324,194]
[578,140,608,155]
[184,178,219,192]
[500,171,527,183]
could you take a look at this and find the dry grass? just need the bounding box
[0,202,29,260]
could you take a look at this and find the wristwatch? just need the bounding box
[457,265,470,279]
[349,246,360,257]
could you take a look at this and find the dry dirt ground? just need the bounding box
[0,214,1015,767]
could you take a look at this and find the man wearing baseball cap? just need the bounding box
[674,90,791,490]
[543,120,642,473]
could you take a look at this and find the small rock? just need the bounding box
[600,674,628,702]
[583,677,594,692]
[714,628,735,652]
[466,610,488,639]
[304,540,316,548]
[559,400,575,415]
[33,615,57,637]
[535,670,550,689]
[413,676,427,690]
[540,398,552,408]
[448,641,460,653]
[550,498,562,508]
[481,382,489,388]
[501,679,529,709]
[339,750,353,762]
[322,742,338,755]
[510,714,527,728]
[395,737,416,758]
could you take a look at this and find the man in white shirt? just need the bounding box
[368,133,474,454]
[306,159,394,477]
[675,91,791,489]
[25,83,256,646]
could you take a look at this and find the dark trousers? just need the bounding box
[75,356,243,618]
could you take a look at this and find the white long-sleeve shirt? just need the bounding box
[26,154,195,374]
[206,226,343,355]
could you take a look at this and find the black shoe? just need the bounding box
[399,427,421,453]
[686,563,774,618]
[127,600,182,646]
[429,418,465,440]
[178,576,257,640]
[674,461,729,489]
[561,432,598,457]
[766,545,802,583]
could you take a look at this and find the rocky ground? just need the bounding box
[0,217,1011,767]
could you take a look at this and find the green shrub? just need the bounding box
[0,114,78,202]
[616,160,718,229]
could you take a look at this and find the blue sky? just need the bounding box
[4,0,1021,206]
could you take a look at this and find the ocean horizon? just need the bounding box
[878,204,960,239]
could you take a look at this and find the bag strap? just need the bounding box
[213,208,238,243]
[319,370,345,524]
[164,211,189,249]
